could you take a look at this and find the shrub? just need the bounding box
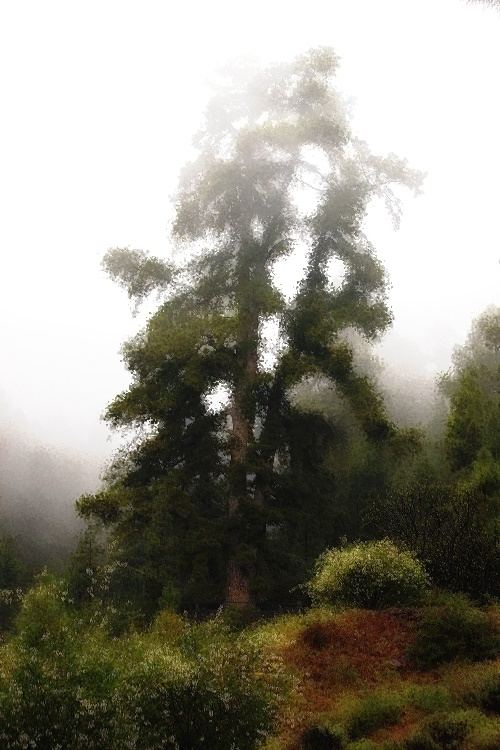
[405,709,499,750]
[115,629,287,750]
[300,721,347,750]
[406,685,452,713]
[0,576,118,749]
[150,607,186,643]
[221,603,262,631]
[345,741,377,750]
[468,715,500,750]
[0,578,288,749]
[345,691,404,740]
[405,710,473,750]
[308,540,429,609]
[409,595,499,668]
[457,666,500,714]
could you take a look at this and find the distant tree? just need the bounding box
[440,307,500,492]
[79,48,420,613]
[0,530,24,627]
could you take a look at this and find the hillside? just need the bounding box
[250,603,500,750]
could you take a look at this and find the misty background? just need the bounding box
[0,0,499,565]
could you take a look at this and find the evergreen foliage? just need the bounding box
[78,48,420,613]
[369,484,499,598]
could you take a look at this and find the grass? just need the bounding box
[257,600,499,750]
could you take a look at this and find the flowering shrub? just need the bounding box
[0,577,287,749]
[115,630,286,749]
[0,577,118,748]
[307,540,429,609]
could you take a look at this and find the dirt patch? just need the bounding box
[285,609,418,692]
[276,609,422,748]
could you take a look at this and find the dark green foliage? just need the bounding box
[405,711,475,750]
[409,595,499,669]
[406,685,453,713]
[346,742,378,750]
[0,577,117,749]
[66,523,105,605]
[369,308,500,601]
[301,722,347,750]
[440,308,500,480]
[370,484,499,598]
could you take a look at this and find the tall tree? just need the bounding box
[440,306,500,491]
[79,48,420,613]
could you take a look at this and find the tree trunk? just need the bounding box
[226,389,253,607]
[225,233,263,607]
[225,337,258,607]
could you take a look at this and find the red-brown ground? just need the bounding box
[276,609,432,749]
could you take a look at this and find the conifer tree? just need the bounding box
[79,48,420,612]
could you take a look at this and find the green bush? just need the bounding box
[115,630,286,750]
[406,685,452,713]
[409,595,499,668]
[459,667,500,715]
[301,721,347,749]
[369,484,499,599]
[404,709,499,750]
[345,741,378,750]
[345,691,404,740]
[0,577,117,749]
[468,715,500,750]
[308,540,429,609]
[0,577,287,749]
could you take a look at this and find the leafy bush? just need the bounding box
[405,709,499,750]
[457,666,500,714]
[345,741,377,750]
[0,577,288,749]
[150,607,187,643]
[405,710,473,750]
[406,685,452,713]
[409,595,499,668]
[467,715,500,750]
[0,576,118,748]
[308,540,429,609]
[300,721,347,749]
[115,628,286,750]
[345,691,404,740]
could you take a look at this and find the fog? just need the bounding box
[0,0,499,558]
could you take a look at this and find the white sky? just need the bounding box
[0,0,499,459]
